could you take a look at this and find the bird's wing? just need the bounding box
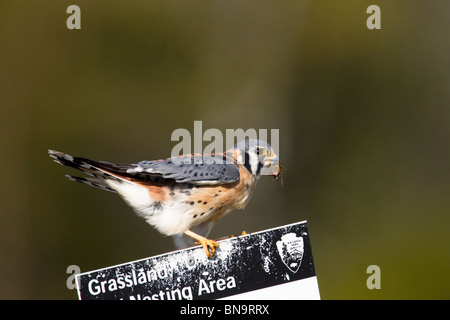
[126,154,240,185]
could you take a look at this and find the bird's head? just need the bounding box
[230,139,282,181]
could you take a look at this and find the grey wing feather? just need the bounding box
[126,155,240,185]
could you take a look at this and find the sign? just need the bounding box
[76,220,320,300]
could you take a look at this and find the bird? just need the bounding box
[48,139,281,258]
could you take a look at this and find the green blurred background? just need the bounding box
[1,0,449,299]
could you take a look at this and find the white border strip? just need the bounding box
[219,276,320,300]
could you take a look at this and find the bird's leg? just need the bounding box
[184,230,219,258]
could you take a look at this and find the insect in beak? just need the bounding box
[264,153,283,187]
[271,163,283,187]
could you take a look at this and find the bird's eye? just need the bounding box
[255,147,266,156]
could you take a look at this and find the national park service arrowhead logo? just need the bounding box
[276,233,304,273]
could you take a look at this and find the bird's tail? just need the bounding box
[48,149,128,193]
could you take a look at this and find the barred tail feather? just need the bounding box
[48,149,129,192]
[65,175,116,193]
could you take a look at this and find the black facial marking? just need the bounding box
[243,151,252,174]
[256,161,264,176]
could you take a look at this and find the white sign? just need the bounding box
[76,221,320,300]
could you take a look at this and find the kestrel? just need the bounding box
[48,139,281,258]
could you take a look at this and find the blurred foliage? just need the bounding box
[0,1,449,299]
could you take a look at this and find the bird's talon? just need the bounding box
[202,239,219,258]
[185,230,219,258]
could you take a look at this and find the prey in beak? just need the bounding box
[271,163,282,181]
[263,152,283,185]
